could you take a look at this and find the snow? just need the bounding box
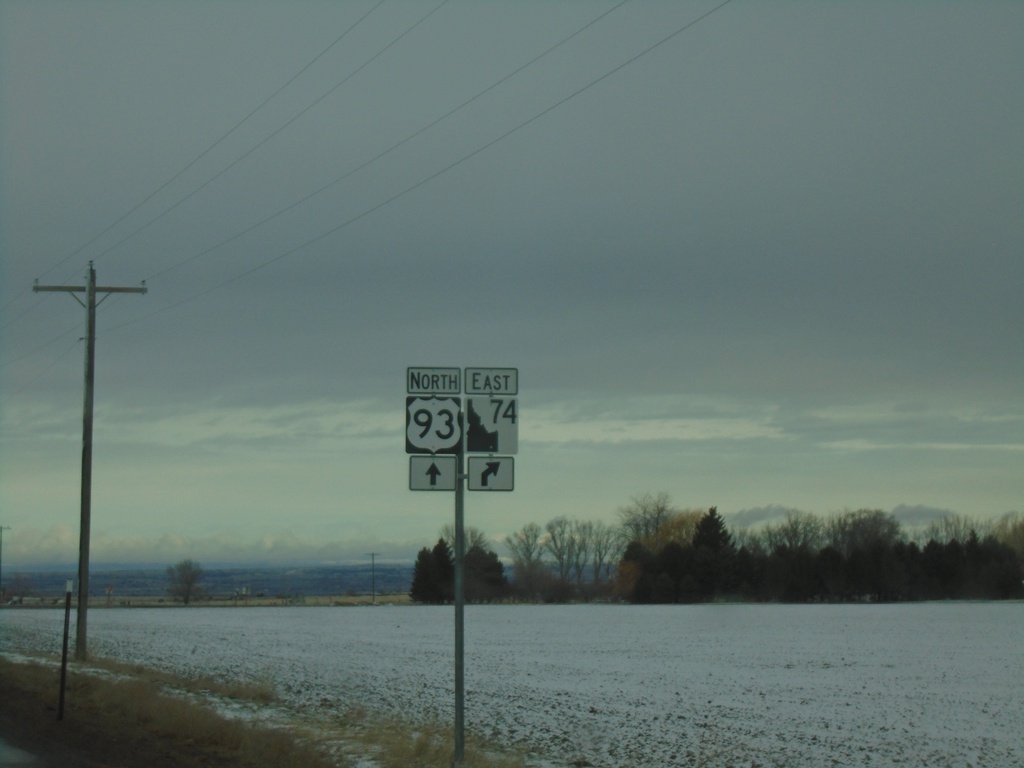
[3,602,1022,766]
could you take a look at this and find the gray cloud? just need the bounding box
[3,2,1021,564]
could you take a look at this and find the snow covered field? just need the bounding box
[3,603,1022,767]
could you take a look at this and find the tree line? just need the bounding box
[410,494,1024,604]
[619,506,1023,603]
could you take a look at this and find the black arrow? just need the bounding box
[426,462,442,487]
[480,461,500,487]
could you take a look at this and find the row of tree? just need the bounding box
[620,508,1023,603]
[471,495,1024,604]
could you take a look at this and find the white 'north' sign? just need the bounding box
[407,367,460,395]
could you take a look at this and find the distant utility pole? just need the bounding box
[0,526,10,603]
[34,262,147,660]
[368,552,380,604]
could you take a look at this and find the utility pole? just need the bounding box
[34,262,147,660]
[367,552,380,604]
[0,526,10,604]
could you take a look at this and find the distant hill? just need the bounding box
[727,505,803,527]
[7,563,414,600]
[727,504,961,531]
[890,504,957,526]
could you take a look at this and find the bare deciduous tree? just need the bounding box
[442,524,491,554]
[919,514,987,546]
[544,517,575,581]
[826,509,903,558]
[618,492,675,547]
[505,522,549,600]
[505,522,544,569]
[570,520,593,587]
[764,511,824,554]
[660,508,705,548]
[732,527,767,557]
[590,520,619,584]
[167,559,204,605]
[992,512,1024,561]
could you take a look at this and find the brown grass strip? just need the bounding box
[0,656,337,768]
[0,655,533,767]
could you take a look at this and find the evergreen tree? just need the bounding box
[432,538,455,603]
[465,544,509,602]
[410,539,455,604]
[655,541,691,603]
[412,538,516,604]
[692,506,732,552]
[691,507,735,599]
[410,547,440,603]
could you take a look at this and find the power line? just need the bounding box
[0,293,45,334]
[5,0,621,335]
[0,284,139,372]
[144,0,631,285]
[105,0,735,331]
[96,0,448,274]
[0,322,81,370]
[28,1,388,287]
[0,1,389,325]
[0,337,81,397]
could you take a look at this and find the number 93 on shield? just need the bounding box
[406,396,463,454]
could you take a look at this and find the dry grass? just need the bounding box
[85,655,278,704]
[1,654,533,768]
[333,711,529,768]
[1,655,337,768]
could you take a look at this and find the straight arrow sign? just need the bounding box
[467,456,514,491]
[427,462,444,486]
[409,455,457,491]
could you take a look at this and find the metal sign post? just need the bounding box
[453,448,466,763]
[59,579,73,721]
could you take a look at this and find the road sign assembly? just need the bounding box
[404,366,517,765]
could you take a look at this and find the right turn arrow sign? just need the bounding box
[467,456,514,491]
[480,461,501,487]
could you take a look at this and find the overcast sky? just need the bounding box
[2,1,1021,568]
